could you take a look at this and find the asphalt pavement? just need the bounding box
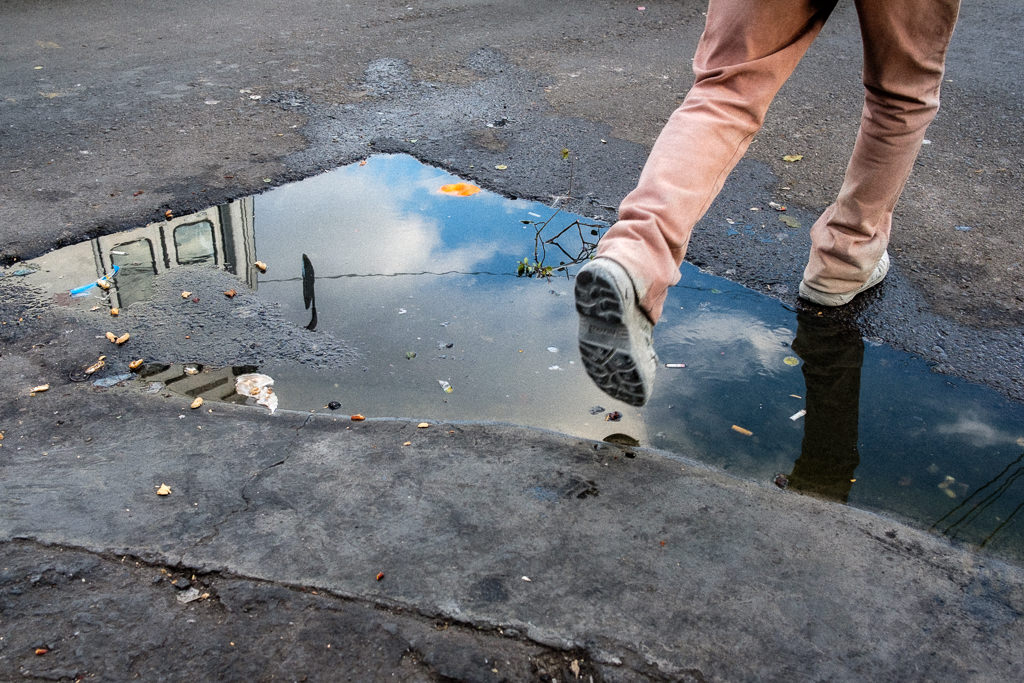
[2,1,1023,680]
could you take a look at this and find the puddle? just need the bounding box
[10,154,1024,562]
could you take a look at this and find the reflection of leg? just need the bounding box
[789,311,864,502]
[801,0,961,296]
[597,0,838,322]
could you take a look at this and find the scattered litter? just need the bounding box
[731,425,753,436]
[30,384,50,394]
[406,351,417,360]
[954,225,972,232]
[570,660,581,678]
[84,357,106,375]
[783,356,800,366]
[548,365,562,371]
[129,359,144,370]
[190,397,204,409]
[782,154,803,162]
[223,289,237,298]
[327,401,341,410]
[494,164,508,170]
[589,405,605,415]
[528,212,542,218]
[176,588,202,604]
[417,422,431,428]
[146,382,164,393]
[398,308,407,315]
[438,380,453,394]
[254,260,268,272]
[93,373,133,388]
[521,576,532,582]
[351,414,366,421]
[105,332,117,342]
[110,307,120,316]
[439,182,481,197]
[665,363,686,368]
[789,409,807,421]
[156,483,172,496]
[183,364,200,376]
[605,411,622,422]
[181,291,192,299]
[115,332,130,345]
[164,210,173,219]
[774,474,789,489]
[547,346,559,353]
[789,394,802,399]
[234,373,278,413]
[937,475,957,498]
[769,201,787,211]
[70,264,119,297]
[376,572,385,581]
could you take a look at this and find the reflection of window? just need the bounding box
[174,221,217,265]
[110,238,157,308]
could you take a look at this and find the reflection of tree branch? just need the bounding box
[931,450,1024,544]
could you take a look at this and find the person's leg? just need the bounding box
[800,0,961,300]
[596,0,838,323]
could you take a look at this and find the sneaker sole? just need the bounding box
[575,265,651,406]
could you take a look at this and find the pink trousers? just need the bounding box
[596,0,961,322]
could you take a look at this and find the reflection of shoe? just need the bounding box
[799,251,890,306]
[575,259,657,406]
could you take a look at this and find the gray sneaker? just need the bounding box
[574,258,657,406]
[798,251,890,307]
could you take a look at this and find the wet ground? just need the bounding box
[12,154,1024,562]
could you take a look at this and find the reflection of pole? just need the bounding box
[931,450,1024,547]
[302,253,317,331]
[788,311,864,503]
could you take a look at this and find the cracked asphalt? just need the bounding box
[2,1,1024,680]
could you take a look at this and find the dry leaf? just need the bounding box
[156,483,172,496]
[190,397,204,409]
[115,333,130,345]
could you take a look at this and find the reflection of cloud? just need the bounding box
[936,415,1018,448]
[658,309,795,381]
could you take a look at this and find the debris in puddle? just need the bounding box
[234,373,278,413]
[70,264,120,297]
[190,397,204,409]
[93,373,133,388]
[774,473,789,489]
[84,356,106,375]
[254,260,268,272]
[351,414,366,421]
[605,411,622,422]
[156,483,172,496]
[731,425,753,436]
[789,409,807,421]
[665,363,686,368]
[783,356,800,366]
[438,380,453,394]
[589,405,605,415]
[327,401,341,410]
[937,475,958,498]
[183,364,200,376]
[439,182,481,197]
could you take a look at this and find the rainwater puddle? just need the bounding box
[12,154,1024,561]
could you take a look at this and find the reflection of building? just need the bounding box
[28,197,256,308]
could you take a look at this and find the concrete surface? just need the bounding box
[2,1,1024,680]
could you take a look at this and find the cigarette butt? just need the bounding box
[731,425,753,436]
[665,363,687,368]
[789,409,807,421]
